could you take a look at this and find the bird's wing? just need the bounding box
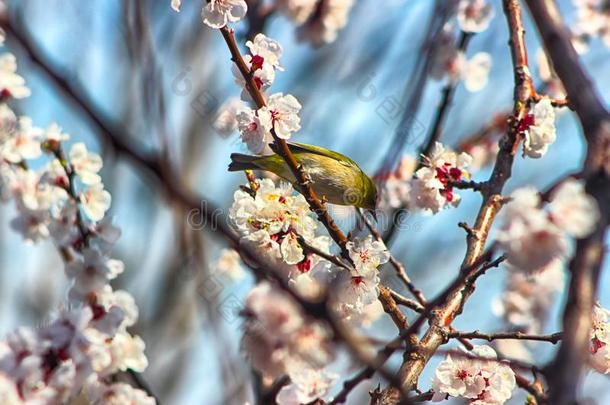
[269,142,359,168]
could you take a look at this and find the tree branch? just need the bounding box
[448,330,563,344]
[524,2,610,404]
[392,1,535,394]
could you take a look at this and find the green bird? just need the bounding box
[228,142,378,210]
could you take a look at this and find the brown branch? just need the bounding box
[379,286,410,331]
[448,330,563,344]
[524,2,610,404]
[515,372,547,404]
[393,1,535,394]
[299,236,351,271]
[388,290,424,313]
[449,179,484,191]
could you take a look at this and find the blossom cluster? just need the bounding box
[378,142,474,214]
[492,262,564,362]
[411,142,473,213]
[229,179,391,402]
[229,177,391,323]
[0,296,149,404]
[430,0,494,92]
[287,0,356,45]
[494,262,564,336]
[212,33,303,152]
[331,235,389,326]
[241,282,337,405]
[432,345,516,404]
[496,179,599,273]
[572,0,610,51]
[520,97,557,158]
[0,39,153,404]
[171,0,247,29]
[230,179,333,297]
[590,304,610,374]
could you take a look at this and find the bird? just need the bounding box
[228,142,378,210]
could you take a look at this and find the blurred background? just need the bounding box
[1,0,609,403]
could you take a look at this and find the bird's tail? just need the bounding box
[228,153,258,171]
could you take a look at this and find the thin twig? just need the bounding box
[299,236,351,271]
[448,330,563,344]
[388,290,424,313]
[450,179,484,191]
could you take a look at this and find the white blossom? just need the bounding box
[493,260,564,335]
[346,235,390,272]
[590,304,610,374]
[573,0,610,49]
[1,117,43,163]
[236,107,273,153]
[70,142,103,185]
[430,29,492,92]
[296,0,355,45]
[170,0,181,12]
[461,52,492,92]
[457,0,494,33]
[496,187,568,272]
[411,142,472,213]
[214,248,244,280]
[80,183,112,222]
[276,0,318,25]
[66,248,125,301]
[263,93,302,139]
[201,0,248,29]
[276,361,337,405]
[246,34,283,70]
[548,178,599,238]
[378,155,416,210]
[522,98,556,158]
[0,53,30,99]
[432,345,516,404]
[231,56,276,99]
[45,123,70,143]
[107,333,148,373]
[288,236,333,300]
[329,236,389,325]
[213,97,246,137]
[241,282,334,378]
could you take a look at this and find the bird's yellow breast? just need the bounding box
[275,153,363,206]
